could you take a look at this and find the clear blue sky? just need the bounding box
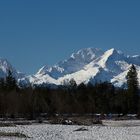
[0,0,140,74]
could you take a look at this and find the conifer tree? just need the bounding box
[69,78,77,89]
[126,64,139,113]
[0,78,5,90]
[5,70,17,90]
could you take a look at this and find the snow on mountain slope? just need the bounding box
[58,66,100,85]
[37,48,103,79]
[128,55,140,66]
[30,48,103,86]
[32,73,58,85]
[111,65,140,87]
[0,58,56,87]
[0,58,15,77]
[82,49,140,86]
[0,58,25,80]
[19,74,58,87]
[96,48,127,72]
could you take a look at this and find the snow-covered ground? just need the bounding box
[0,122,140,140]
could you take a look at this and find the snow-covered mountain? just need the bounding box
[21,48,140,87]
[0,48,140,88]
[0,58,25,80]
[37,48,103,79]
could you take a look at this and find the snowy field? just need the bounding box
[0,122,140,140]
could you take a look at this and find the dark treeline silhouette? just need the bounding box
[0,65,139,119]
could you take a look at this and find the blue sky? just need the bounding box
[0,0,140,74]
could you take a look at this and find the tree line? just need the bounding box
[0,65,139,118]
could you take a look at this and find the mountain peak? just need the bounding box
[70,47,103,60]
[105,48,119,55]
[0,58,14,74]
[37,47,104,79]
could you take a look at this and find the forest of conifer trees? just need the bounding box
[0,65,139,119]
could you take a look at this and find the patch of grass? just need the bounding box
[0,132,29,138]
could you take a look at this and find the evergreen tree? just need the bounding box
[69,78,77,89]
[5,70,17,90]
[126,64,139,113]
[0,78,5,90]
